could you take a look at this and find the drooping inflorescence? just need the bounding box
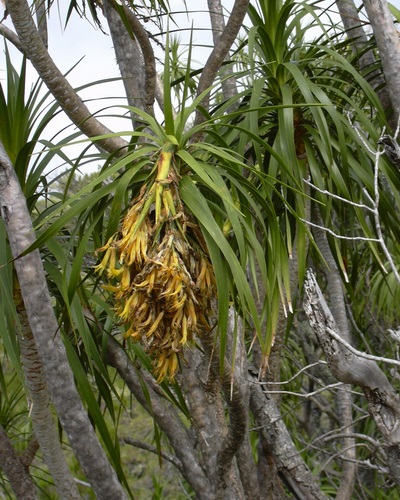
[95,142,216,382]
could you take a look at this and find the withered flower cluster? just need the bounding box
[95,143,216,382]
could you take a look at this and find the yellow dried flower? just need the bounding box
[95,142,216,382]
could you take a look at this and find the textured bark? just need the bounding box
[200,326,248,498]
[230,312,260,500]
[195,0,249,125]
[335,0,392,121]
[0,424,38,499]
[5,0,128,155]
[178,348,226,483]
[34,0,47,48]
[0,23,25,52]
[312,214,356,500]
[304,270,400,486]
[363,0,400,124]
[207,0,238,104]
[249,369,328,500]
[105,337,213,499]
[102,0,152,121]
[0,142,127,499]
[13,281,81,499]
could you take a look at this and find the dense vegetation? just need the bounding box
[1,0,400,498]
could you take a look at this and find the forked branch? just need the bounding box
[304,269,400,486]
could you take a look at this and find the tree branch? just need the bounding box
[0,141,127,499]
[105,337,212,499]
[103,0,155,121]
[248,369,328,500]
[123,3,156,114]
[200,326,247,498]
[5,0,129,155]
[207,0,238,105]
[335,0,392,118]
[34,0,47,48]
[0,23,25,52]
[363,0,400,126]
[14,279,81,499]
[122,437,183,472]
[311,208,356,498]
[194,0,249,126]
[304,269,400,486]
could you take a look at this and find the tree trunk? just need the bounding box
[363,0,400,125]
[0,141,127,499]
[13,279,81,499]
[102,0,151,122]
[312,213,356,500]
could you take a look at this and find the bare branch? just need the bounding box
[264,381,344,398]
[326,327,400,368]
[301,218,379,242]
[303,178,375,212]
[304,269,400,486]
[266,361,328,385]
[123,437,183,472]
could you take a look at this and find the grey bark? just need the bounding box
[207,0,238,104]
[102,0,152,122]
[312,214,356,500]
[195,0,249,126]
[14,282,81,499]
[229,312,260,500]
[0,23,25,52]
[105,337,213,499]
[363,0,400,125]
[0,142,127,499]
[5,0,128,155]
[199,325,248,498]
[335,0,392,120]
[304,269,400,486]
[0,424,38,499]
[248,368,328,500]
[34,0,47,48]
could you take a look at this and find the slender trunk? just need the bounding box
[105,337,212,499]
[312,211,356,500]
[249,370,328,500]
[102,0,148,123]
[195,0,249,126]
[335,0,392,121]
[13,279,81,499]
[34,0,47,48]
[207,0,238,104]
[0,142,127,499]
[363,0,400,125]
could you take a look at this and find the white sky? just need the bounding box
[0,0,399,174]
